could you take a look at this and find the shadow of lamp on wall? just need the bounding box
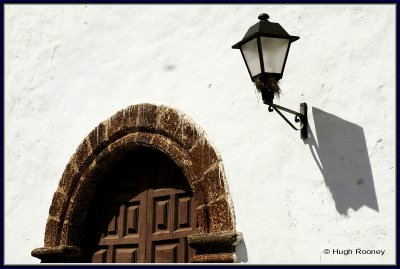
[305,107,379,215]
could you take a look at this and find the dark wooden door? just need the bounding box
[88,149,197,263]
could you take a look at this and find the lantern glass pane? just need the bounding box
[260,37,289,74]
[241,38,261,77]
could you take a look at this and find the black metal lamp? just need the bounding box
[232,13,308,140]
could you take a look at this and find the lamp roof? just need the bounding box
[232,13,299,49]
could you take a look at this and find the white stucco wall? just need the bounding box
[4,4,396,264]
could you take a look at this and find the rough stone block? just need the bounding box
[192,180,206,206]
[87,122,108,155]
[188,231,242,248]
[59,164,80,197]
[74,138,93,170]
[156,107,180,138]
[136,103,158,131]
[191,253,235,263]
[107,110,125,139]
[44,219,61,247]
[173,118,201,151]
[32,246,86,263]
[194,164,226,205]
[149,134,171,152]
[61,223,85,246]
[189,140,219,179]
[135,132,154,145]
[196,206,210,233]
[49,191,69,219]
[208,198,234,232]
[122,105,139,130]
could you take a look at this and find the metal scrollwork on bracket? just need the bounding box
[267,103,308,140]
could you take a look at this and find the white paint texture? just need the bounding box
[5,5,395,264]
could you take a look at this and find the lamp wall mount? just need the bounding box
[267,102,308,140]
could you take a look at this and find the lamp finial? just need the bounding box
[258,13,270,21]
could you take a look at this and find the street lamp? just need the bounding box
[232,13,308,140]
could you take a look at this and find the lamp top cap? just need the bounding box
[232,12,300,49]
[258,13,270,21]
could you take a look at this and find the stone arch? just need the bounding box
[32,103,241,263]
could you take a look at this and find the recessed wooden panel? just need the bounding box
[92,249,107,263]
[154,242,178,263]
[126,204,139,234]
[155,199,169,230]
[177,196,191,229]
[107,208,119,235]
[115,247,138,263]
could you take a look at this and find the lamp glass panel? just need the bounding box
[241,38,261,77]
[260,37,289,74]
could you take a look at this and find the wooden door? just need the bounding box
[87,149,197,263]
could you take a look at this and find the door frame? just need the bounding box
[32,103,241,263]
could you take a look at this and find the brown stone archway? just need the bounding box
[32,103,241,263]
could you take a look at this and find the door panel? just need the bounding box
[88,149,197,263]
[92,249,107,263]
[152,239,180,263]
[114,246,138,263]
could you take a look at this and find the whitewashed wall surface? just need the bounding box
[5,4,396,264]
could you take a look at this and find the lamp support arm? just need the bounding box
[267,103,308,139]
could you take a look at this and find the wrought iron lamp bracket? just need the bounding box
[267,102,308,139]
